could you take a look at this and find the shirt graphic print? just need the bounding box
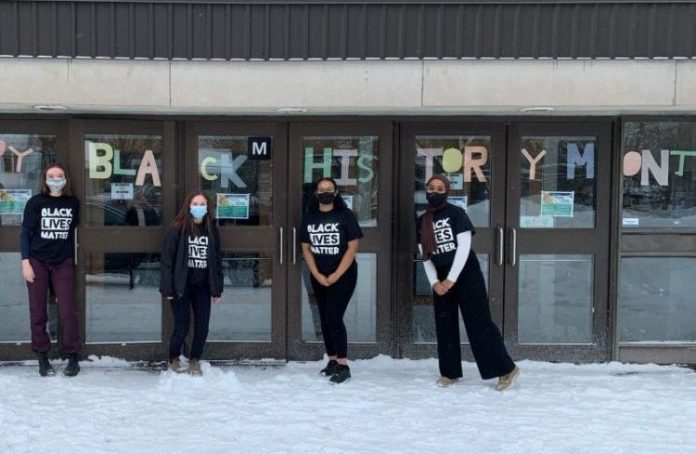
[40,207,74,240]
[307,222,341,256]
[188,235,208,269]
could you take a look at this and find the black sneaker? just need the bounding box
[63,353,80,377]
[329,365,351,384]
[319,360,339,377]
[37,352,55,377]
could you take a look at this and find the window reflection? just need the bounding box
[302,137,379,227]
[84,135,163,227]
[86,252,161,343]
[199,136,273,227]
[415,136,491,227]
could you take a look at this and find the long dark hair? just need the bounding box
[307,177,348,213]
[40,162,73,196]
[420,175,451,260]
[171,191,215,235]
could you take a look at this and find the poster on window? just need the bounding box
[216,193,250,219]
[541,191,575,217]
[0,189,31,215]
[449,196,468,211]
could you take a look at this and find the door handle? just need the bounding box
[509,227,517,267]
[279,227,284,265]
[496,226,504,266]
[73,229,79,266]
[292,227,297,265]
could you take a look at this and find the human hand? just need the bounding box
[22,260,35,283]
[432,282,447,296]
[441,279,456,292]
[315,274,330,287]
[326,273,340,285]
[212,296,221,304]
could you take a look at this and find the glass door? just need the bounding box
[0,119,68,360]
[70,119,176,360]
[184,121,288,359]
[505,122,612,361]
[287,121,394,360]
[397,122,507,359]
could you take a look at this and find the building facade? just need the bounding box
[1,0,695,364]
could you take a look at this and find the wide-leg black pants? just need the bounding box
[433,254,515,380]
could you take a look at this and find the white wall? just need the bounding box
[0,58,695,114]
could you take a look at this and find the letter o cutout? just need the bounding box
[623,151,642,176]
[442,148,463,173]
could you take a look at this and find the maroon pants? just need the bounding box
[26,257,81,354]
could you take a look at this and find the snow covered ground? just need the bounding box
[1,356,694,454]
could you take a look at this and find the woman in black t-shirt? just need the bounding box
[160,192,223,376]
[417,175,519,390]
[301,177,363,384]
[20,163,81,377]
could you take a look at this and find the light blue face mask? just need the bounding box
[189,205,207,220]
[46,178,66,193]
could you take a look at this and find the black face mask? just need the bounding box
[426,192,447,208]
[317,192,336,205]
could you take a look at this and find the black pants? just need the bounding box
[310,263,357,359]
[169,284,212,360]
[434,254,515,380]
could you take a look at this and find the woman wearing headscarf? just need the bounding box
[417,175,519,390]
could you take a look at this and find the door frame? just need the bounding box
[183,120,289,359]
[504,121,613,362]
[396,120,508,359]
[286,120,395,360]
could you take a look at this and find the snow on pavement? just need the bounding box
[0,355,694,454]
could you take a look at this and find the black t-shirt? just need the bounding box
[301,208,364,274]
[21,194,79,265]
[187,224,209,287]
[416,203,476,268]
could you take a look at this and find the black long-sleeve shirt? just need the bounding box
[20,193,79,265]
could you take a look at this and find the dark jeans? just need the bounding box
[310,263,357,359]
[434,254,515,380]
[168,284,212,360]
[26,257,81,354]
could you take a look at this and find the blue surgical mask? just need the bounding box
[190,205,207,220]
[46,178,66,193]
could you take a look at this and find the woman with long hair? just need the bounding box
[301,177,363,384]
[160,191,223,375]
[417,175,519,390]
[20,163,81,377]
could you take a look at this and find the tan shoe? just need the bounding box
[169,358,185,373]
[189,359,202,376]
[495,365,520,391]
[436,376,458,387]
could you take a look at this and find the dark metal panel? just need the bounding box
[4,1,696,60]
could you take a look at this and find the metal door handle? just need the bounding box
[509,227,517,267]
[292,227,297,265]
[74,229,79,266]
[279,227,284,265]
[496,226,504,266]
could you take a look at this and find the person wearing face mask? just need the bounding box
[160,192,223,376]
[20,163,81,377]
[301,177,363,384]
[417,175,519,390]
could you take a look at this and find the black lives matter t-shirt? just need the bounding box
[416,203,476,269]
[301,208,364,274]
[187,224,209,286]
[21,194,79,265]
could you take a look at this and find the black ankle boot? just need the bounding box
[37,352,55,377]
[63,353,80,377]
[329,365,351,384]
[319,359,339,377]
